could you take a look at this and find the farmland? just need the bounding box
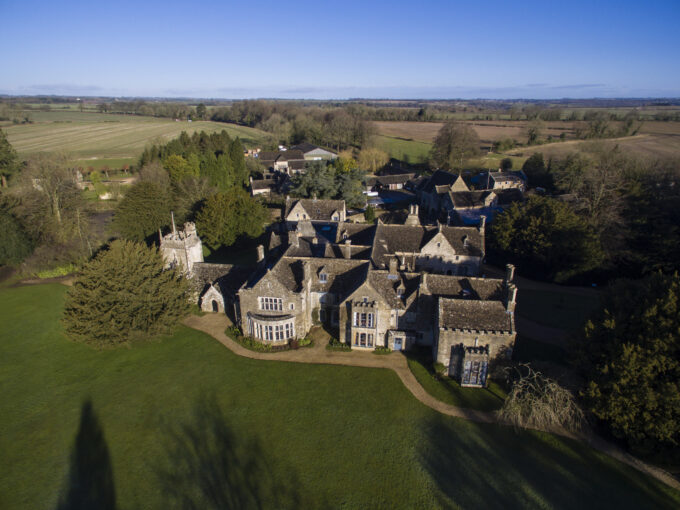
[375,119,680,161]
[1,111,269,168]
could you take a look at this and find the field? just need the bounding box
[1,111,269,166]
[2,284,680,509]
[375,119,680,162]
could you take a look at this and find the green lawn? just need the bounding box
[1,284,679,509]
[3,111,269,160]
[516,288,602,332]
[375,134,432,163]
[406,350,507,412]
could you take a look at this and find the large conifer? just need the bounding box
[63,240,189,347]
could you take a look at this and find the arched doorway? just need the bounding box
[212,300,219,312]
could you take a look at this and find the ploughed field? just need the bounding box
[2,111,268,165]
[1,283,679,509]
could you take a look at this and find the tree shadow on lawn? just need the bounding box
[420,415,679,510]
[56,399,116,510]
[153,393,320,510]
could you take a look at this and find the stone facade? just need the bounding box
[188,198,516,387]
[160,220,204,274]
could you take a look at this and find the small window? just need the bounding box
[290,303,295,310]
[437,242,441,248]
[362,296,368,303]
[319,273,327,283]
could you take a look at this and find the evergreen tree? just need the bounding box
[0,207,33,264]
[0,129,20,187]
[62,240,189,347]
[228,138,248,187]
[113,182,171,242]
[490,195,604,282]
[578,272,680,452]
[195,189,268,249]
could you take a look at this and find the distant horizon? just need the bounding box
[2,1,679,100]
[2,92,680,103]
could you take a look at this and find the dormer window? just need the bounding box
[319,273,328,283]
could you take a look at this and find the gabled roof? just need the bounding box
[278,150,305,162]
[370,223,483,268]
[439,298,513,332]
[448,190,495,208]
[494,188,524,206]
[284,198,345,222]
[335,222,376,246]
[423,274,504,300]
[367,270,421,309]
[490,171,524,184]
[420,170,469,194]
[290,142,336,155]
[251,178,275,190]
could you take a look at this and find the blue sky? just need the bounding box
[1,0,679,99]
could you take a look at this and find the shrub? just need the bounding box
[373,346,392,355]
[326,338,351,352]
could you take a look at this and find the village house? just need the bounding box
[162,198,516,388]
[364,173,416,193]
[289,142,338,161]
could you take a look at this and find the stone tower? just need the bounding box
[159,214,204,274]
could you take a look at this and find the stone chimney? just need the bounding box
[389,257,398,275]
[505,263,515,283]
[256,244,265,263]
[342,239,352,259]
[479,215,486,233]
[312,236,318,245]
[405,204,421,226]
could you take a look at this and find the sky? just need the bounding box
[1,0,679,99]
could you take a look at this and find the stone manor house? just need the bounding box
[161,197,517,388]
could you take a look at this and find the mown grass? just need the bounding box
[2,284,680,509]
[4,111,269,160]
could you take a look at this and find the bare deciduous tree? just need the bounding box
[498,364,584,434]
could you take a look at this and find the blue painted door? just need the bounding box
[394,338,403,351]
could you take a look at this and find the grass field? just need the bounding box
[375,119,680,161]
[2,284,680,509]
[374,134,432,163]
[2,111,269,162]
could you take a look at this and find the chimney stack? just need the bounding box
[290,230,299,247]
[505,263,515,283]
[343,239,352,259]
[256,245,265,263]
[479,215,486,233]
[389,257,398,275]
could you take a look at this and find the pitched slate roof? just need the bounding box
[420,170,469,193]
[335,222,376,246]
[288,160,307,171]
[251,178,275,191]
[375,173,415,186]
[278,150,305,162]
[490,172,524,184]
[370,223,483,268]
[367,270,421,309]
[193,263,252,298]
[449,191,495,209]
[307,259,369,296]
[439,298,513,332]
[424,275,504,300]
[284,198,345,221]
